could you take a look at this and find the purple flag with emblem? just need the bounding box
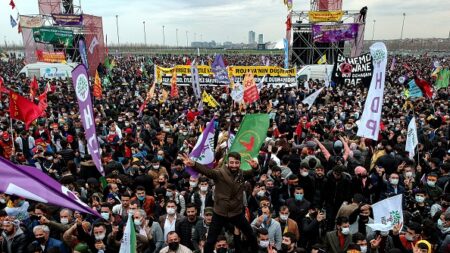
[0,157,100,217]
[187,117,215,177]
[72,64,105,176]
[211,54,229,83]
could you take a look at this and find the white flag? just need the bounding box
[405,117,418,159]
[257,75,266,92]
[370,194,403,231]
[357,42,388,140]
[302,87,324,109]
[119,214,136,253]
[231,83,244,102]
[89,36,99,54]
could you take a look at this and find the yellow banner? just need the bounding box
[155,65,297,84]
[308,11,343,22]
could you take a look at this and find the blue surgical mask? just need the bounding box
[157,155,163,161]
[137,196,145,201]
[101,212,110,220]
[295,193,304,201]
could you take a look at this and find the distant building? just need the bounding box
[248,31,256,44]
[191,41,217,48]
[258,34,264,44]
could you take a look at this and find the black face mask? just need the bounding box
[281,243,290,252]
[168,242,179,251]
[36,236,46,244]
[216,248,227,253]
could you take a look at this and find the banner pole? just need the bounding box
[9,115,15,152]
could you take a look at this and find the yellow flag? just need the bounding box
[317,55,327,65]
[202,90,219,108]
[160,89,168,103]
[147,82,156,101]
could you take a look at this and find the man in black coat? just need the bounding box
[1,218,29,253]
[324,165,352,231]
[175,203,203,250]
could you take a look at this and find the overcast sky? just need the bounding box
[1,0,449,46]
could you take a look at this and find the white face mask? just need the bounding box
[300,171,309,177]
[152,165,160,170]
[259,240,270,248]
[390,178,399,185]
[200,186,208,192]
[167,207,176,215]
[405,171,413,178]
[341,227,350,235]
[360,245,368,253]
[134,219,142,226]
[189,182,198,188]
[280,214,289,221]
[60,218,69,225]
[415,196,425,203]
[257,191,265,197]
[95,233,105,241]
[0,198,5,204]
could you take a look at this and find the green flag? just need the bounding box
[119,214,137,253]
[104,56,112,70]
[229,114,270,171]
[435,68,449,89]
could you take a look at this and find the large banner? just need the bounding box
[368,194,403,231]
[309,10,343,22]
[156,65,297,86]
[331,52,373,86]
[72,65,105,176]
[35,50,65,63]
[32,27,74,46]
[312,24,359,43]
[52,14,83,26]
[19,15,44,28]
[357,42,387,141]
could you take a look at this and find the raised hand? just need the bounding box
[246,159,258,169]
[370,235,382,249]
[180,153,195,167]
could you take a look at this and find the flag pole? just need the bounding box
[9,115,15,152]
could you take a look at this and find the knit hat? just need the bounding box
[74,243,92,253]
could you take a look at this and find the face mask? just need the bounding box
[157,155,163,161]
[360,245,368,253]
[189,182,198,188]
[405,171,413,178]
[128,210,135,216]
[0,198,5,204]
[167,208,176,215]
[200,186,208,192]
[152,165,160,170]
[281,243,290,252]
[166,191,173,198]
[168,242,179,251]
[257,191,265,197]
[259,240,270,248]
[300,171,309,177]
[380,230,389,236]
[137,195,145,201]
[427,180,436,187]
[390,178,399,185]
[134,219,142,226]
[60,218,69,225]
[405,234,414,242]
[95,233,106,241]
[341,227,350,235]
[280,214,289,221]
[295,193,304,201]
[101,212,110,220]
[36,236,46,244]
[415,196,425,203]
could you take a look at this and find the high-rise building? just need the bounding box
[248,31,256,44]
[258,34,264,44]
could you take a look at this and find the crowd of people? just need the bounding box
[0,52,449,253]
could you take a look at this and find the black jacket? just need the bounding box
[1,228,29,253]
[175,216,203,250]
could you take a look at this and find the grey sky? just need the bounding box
[1,0,449,46]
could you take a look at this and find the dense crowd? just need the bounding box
[0,52,449,253]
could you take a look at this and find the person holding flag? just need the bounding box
[180,152,259,253]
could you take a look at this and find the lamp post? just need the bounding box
[372,20,376,41]
[176,28,179,47]
[143,21,147,46]
[115,15,120,45]
[162,25,165,46]
[400,13,406,40]
[186,31,189,47]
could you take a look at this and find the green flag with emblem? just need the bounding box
[229,114,270,171]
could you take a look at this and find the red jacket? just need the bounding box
[131,195,156,218]
[186,110,200,122]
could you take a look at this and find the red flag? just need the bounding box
[186,58,191,66]
[403,63,411,71]
[170,69,179,98]
[38,91,48,116]
[9,0,15,9]
[0,77,10,95]
[243,72,259,104]
[30,76,38,99]
[93,70,103,98]
[9,91,41,129]
[414,78,433,98]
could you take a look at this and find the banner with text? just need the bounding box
[312,23,359,43]
[52,14,83,26]
[32,27,74,46]
[35,50,66,63]
[19,15,44,28]
[309,10,343,22]
[331,52,373,86]
[156,65,297,86]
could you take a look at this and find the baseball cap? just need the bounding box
[204,207,214,215]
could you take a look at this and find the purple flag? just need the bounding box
[390,58,396,71]
[187,118,216,177]
[0,157,100,217]
[72,64,105,176]
[312,24,359,43]
[211,55,230,83]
